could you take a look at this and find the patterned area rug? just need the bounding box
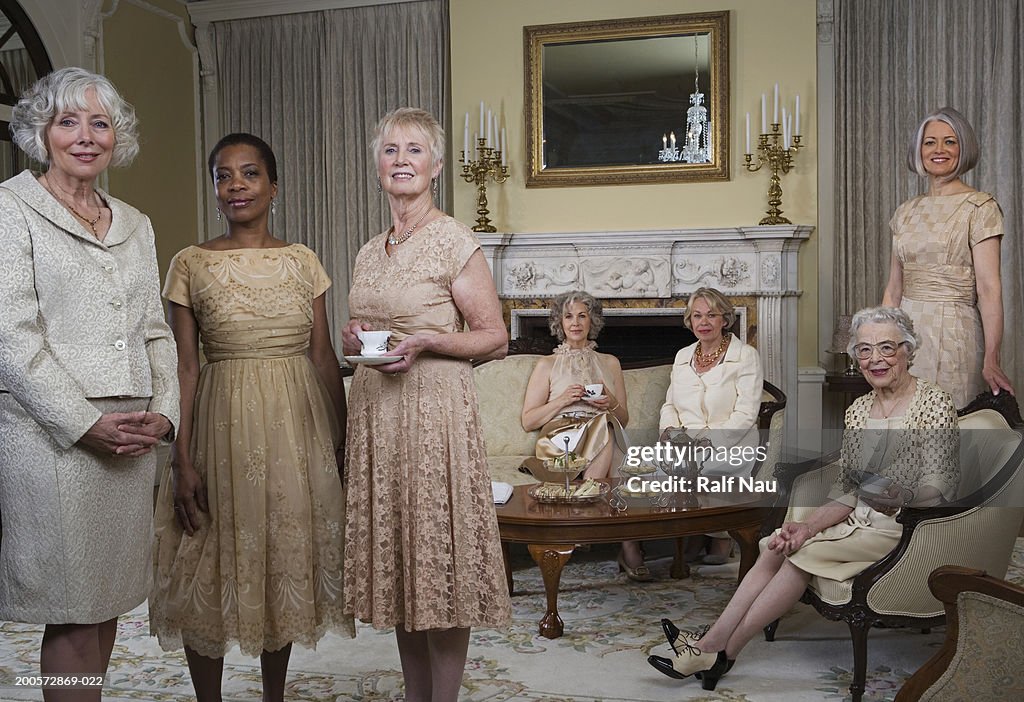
[0,540,1021,701]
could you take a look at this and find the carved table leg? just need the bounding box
[502,541,513,595]
[527,543,575,639]
[730,524,762,583]
[670,536,691,579]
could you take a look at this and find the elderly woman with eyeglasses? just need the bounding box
[648,306,959,692]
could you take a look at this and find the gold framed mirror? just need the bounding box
[524,11,729,187]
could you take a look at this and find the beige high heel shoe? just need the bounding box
[617,550,653,582]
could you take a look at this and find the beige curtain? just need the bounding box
[835,0,1023,394]
[209,0,449,332]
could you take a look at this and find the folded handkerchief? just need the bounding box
[492,480,514,505]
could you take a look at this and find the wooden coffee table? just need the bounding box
[495,479,772,638]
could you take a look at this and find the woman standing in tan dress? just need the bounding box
[150,133,352,701]
[882,107,1014,407]
[342,108,510,702]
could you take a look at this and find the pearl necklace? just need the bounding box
[43,174,103,237]
[387,209,431,246]
[694,333,730,366]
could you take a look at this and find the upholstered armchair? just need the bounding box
[763,391,1024,702]
[895,565,1024,702]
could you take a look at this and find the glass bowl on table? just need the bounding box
[528,477,609,504]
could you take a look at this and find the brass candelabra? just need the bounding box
[743,124,803,225]
[459,138,509,233]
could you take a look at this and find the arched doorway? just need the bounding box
[0,0,51,178]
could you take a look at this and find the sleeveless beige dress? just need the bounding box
[150,244,353,658]
[344,216,511,631]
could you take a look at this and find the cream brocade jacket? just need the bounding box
[0,170,179,447]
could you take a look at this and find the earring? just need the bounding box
[271,199,277,216]
[432,177,438,197]
[376,177,382,194]
[216,208,222,222]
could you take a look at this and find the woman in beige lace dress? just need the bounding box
[150,134,352,701]
[882,107,1014,407]
[342,108,510,702]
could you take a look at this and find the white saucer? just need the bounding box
[344,355,405,366]
[584,395,607,401]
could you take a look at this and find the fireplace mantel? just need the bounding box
[477,225,813,447]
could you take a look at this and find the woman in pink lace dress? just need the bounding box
[341,108,511,702]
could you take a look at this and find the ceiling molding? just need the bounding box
[186,0,417,24]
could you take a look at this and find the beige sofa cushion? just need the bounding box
[474,354,543,458]
[622,364,671,448]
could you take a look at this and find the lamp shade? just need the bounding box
[828,315,853,354]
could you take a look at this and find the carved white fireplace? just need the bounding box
[477,225,812,448]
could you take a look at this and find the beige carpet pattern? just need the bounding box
[0,541,1020,701]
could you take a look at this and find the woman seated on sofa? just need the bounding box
[648,306,959,692]
[660,286,763,563]
[521,290,644,576]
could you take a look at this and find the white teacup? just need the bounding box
[584,383,604,398]
[357,330,391,356]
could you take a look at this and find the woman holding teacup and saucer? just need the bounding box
[341,108,510,702]
[648,306,959,691]
[660,287,764,564]
[521,291,640,577]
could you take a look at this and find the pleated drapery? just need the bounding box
[207,0,450,331]
[834,0,1023,393]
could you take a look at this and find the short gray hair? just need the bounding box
[683,287,737,330]
[370,107,445,169]
[907,107,979,181]
[848,306,919,363]
[9,67,139,168]
[548,290,605,341]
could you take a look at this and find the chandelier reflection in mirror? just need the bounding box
[658,35,710,164]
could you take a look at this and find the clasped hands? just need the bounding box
[79,411,171,457]
[766,521,813,556]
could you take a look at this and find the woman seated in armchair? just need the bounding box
[648,305,959,691]
[660,286,764,563]
[521,291,643,576]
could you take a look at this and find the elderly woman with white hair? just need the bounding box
[0,67,178,695]
[648,306,958,691]
[341,107,510,702]
[882,106,1014,406]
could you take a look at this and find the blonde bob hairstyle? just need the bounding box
[906,107,979,182]
[10,67,139,168]
[548,290,605,342]
[847,305,919,365]
[370,107,445,168]
[683,287,736,331]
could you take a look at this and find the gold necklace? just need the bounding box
[694,333,730,366]
[387,209,431,246]
[43,174,103,236]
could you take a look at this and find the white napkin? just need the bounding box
[551,424,587,452]
[491,481,514,505]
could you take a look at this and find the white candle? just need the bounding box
[782,107,789,149]
[773,83,779,124]
[670,131,676,148]
[493,113,499,149]
[463,112,469,157]
[788,112,793,147]
[761,94,767,133]
[662,133,667,148]
[745,113,750,154]
[500,127,507,166]
[795,95,800,135]
[486,110,492,147]
[479,101,484,136]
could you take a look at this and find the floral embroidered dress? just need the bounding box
[150,244,353,658]
[890,192,1003,407]
[344,216,511,631]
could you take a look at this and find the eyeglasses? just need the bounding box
[852,340,906,360]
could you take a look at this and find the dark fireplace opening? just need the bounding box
[517,313,700,365]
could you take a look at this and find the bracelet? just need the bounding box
[608,401,620,412]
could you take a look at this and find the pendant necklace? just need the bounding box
[43,174,103,237]
[388,209,431,246]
